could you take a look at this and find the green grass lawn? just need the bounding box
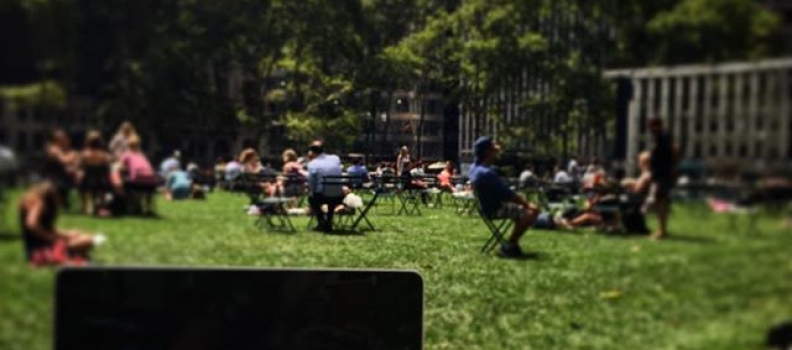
[1,190,791,349]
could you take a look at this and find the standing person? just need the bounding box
[396,146,411,177]
[646,118,680,240]
[43,129,79,209]
[78,130,113,215]
[306,141,343,233]
[18,182,105,266]
[470,137,540,258]
[109,121,139,160]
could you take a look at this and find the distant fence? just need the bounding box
[605,57,792,176]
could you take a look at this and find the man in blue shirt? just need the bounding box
[307,141,344,232]
[346,157,369,187]
[469,136,539,257]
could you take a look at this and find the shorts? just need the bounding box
[653,181,673,202]
[171,186,191,200]
[492,203,526,220]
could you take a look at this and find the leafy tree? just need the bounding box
[647,0,781,64]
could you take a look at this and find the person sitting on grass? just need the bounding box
[18,181,106,266]
[469,136,540,258]
[163,164,194,201]
[119,136,159,215]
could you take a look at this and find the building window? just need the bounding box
[709,145,718,157]
[739,144,748,157]
[755,116,764,130]
[725,142,733,156]
[17,132,27,152]
[423,121,441,137]
[710,122,718,133]
[694,143,702,158]
[395,98,410,113]
[426,99,443,115]
[33,132,45,148]
[755,142,764,158]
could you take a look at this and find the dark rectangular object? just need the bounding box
[56,267,424,350]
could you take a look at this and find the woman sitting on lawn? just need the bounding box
[119,136,159,214]
[19,182,104,266]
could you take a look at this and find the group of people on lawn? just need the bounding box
[18,121,206,266]
[18,116,676,265]
[472,117,678,257]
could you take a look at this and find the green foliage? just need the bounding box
[647,0,781,64]
[0,81,67,109]
[6,0,785,157]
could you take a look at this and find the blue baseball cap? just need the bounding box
[473,136,494,159]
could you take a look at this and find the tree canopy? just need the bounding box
[0,0,783,158]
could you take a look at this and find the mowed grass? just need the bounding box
[1,190,791,349]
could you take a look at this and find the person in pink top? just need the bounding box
[437,161,457,193]
[119,136,158,215]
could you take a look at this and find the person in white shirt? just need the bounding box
[553,165,573,184]
[519,165,536,188]
[567,156,579,181]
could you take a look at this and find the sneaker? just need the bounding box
[499,242,523,258]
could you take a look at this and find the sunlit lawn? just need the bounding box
[1,190,791,349]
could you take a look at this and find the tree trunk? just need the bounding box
[417,78,427,159]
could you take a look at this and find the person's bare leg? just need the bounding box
[62,231,94,255]
[144,193,154,214]
[652,202,669,240]
[570,213,601,227]
[81,192,91,215]
[510,206,539,244]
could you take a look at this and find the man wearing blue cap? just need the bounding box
[469,136,539,257]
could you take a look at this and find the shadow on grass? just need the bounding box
[499,251,547,261]
[0,231,20,241]
[597,231,717,244]
[323,229,366,237]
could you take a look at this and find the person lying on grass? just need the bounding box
[469,136,540,258]
[18,181,106,266]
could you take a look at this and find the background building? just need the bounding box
[605,57,792,175]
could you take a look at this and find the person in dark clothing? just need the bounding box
[43,129,78,209]
[18,182,102,266]
[79,130,113,216]
[647,118,679,240]
[469,136,540,257]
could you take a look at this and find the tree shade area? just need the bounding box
[1,191,791,349]
[0,0,783,157]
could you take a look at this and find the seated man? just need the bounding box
[469,136,539,257]
[306,141,344,232]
